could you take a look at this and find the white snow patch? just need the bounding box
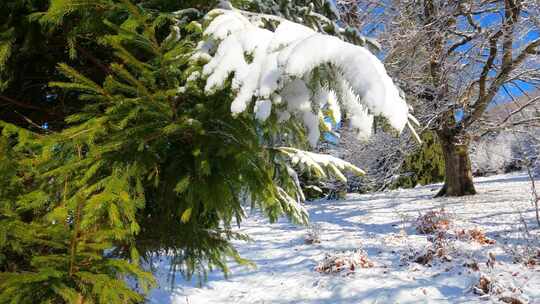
[148,172,540,304]
[254,99,272,121]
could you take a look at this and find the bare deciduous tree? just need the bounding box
[338,0,540,196]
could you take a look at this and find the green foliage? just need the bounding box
[0,0,125,131]
[29,0,333,285]
[0,1,366,302]
[0,120,156,304]
[393,131,445,189]
[0,0,215,130]
[50,0,256,283]
[0,29,14,91]
[0,1,47,91]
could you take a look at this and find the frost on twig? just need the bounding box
[305,222,322,244]
[277,147,365,182]
[275,185,309,224]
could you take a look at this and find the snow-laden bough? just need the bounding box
[189,6,418,218]
[193,8,412,147]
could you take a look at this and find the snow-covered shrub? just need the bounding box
[415,209,451,234]
[412,230,493,268]
[412,221,501,266]
[412,211,500,268]
[315,249,373,274]
[413,247,451,266]
[473,275,503,296]
[471,133,519,175]
[504,243,540,268]
[332,127,412,192]
[304,223,322,244]
[412,231,454,266]
[473,274,526,303]
[526,250,540,268]
[468,250,529,302]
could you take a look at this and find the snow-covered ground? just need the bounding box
[148,172,540,304]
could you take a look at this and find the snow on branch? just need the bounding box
[193,7,411,146]
[275,186,309,224]
[277,147,365,182]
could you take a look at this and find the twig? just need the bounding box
[525,164,540,227]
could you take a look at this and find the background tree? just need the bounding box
[393,131,445,189]
[338,0,540,196]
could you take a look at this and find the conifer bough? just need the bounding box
[194,6,418,147]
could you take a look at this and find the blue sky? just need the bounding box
[477,10,539,101]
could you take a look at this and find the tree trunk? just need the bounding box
[436,130,476,197]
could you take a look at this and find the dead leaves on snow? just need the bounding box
[315,249,374,275]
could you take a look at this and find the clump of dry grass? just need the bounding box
[415,209,451,234]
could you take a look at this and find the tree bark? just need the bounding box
[436,130,476,197]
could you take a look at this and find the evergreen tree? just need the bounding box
[0,0,119,129]
[0,1,411,302]
[0,118,155,304]
[1,2,369,302]
[0,0,224,130]
[393,131,445,189]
